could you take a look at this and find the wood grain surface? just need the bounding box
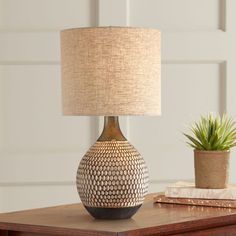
[1,194,236,235]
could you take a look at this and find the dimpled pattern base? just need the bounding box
[77,140,149,208]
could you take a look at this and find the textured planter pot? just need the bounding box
[194,150,230,189]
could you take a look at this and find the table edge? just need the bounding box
[1,212,236,235]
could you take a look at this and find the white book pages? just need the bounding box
[165,181,236,200]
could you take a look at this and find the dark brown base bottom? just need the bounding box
[84,204,142,219]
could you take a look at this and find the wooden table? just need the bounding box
[1,194,236,235]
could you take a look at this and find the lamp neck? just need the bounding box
[98,116,126,141]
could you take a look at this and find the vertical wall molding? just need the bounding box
[219,61,227,115]
[219,0,227,31]
[225,0,236,117]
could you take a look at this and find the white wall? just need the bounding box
[0,0,236,212]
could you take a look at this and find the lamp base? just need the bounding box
[76,116,149,219]
[84,205,142,220]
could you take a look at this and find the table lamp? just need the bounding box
[60,27,161,219]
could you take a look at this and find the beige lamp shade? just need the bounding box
[61,27,161,116]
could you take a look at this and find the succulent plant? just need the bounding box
[184,114,236,151]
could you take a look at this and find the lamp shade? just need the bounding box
[61,27,161,116]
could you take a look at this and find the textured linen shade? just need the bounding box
[61,27,161,116]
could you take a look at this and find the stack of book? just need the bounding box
[154,181,236,208]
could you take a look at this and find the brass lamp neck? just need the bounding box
[97,116,126,141]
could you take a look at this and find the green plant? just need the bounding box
[184,114,236,150]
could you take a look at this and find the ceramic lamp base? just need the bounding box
[85,205,142,220]
[76,116,149,219]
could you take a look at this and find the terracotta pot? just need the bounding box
[194,150,230,189]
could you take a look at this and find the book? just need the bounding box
[165,181,236,200]
[154,193,236,209]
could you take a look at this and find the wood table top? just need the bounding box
[0,193,236,235]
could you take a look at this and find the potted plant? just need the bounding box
[184,114,236,189]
